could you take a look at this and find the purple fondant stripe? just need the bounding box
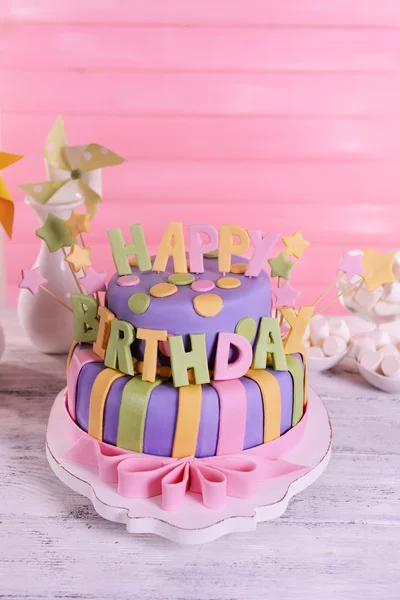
[67,349,102,420]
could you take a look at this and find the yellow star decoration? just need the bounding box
[64,210,90,237]
[64,244,92,273]
[361,247,396,292]
[282,230,310,260]
[0,152,23,238]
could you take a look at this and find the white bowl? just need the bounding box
[307,343,352,373]
[356,361,400,393]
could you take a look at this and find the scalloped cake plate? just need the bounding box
[46,387,332,545]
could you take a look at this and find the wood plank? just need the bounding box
[2,24,400,72]
[5,113,400,161]
[6,156,400,205]
[2,0,400,26]
[8,198,400,245]
[2,71,400,116]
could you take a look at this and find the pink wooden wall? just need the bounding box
[1,0,400,308]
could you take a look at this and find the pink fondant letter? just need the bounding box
[214,332,253,381]
[246,230,281,277]
[188,224,219,273]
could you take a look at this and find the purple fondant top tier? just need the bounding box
[107,255,272,368]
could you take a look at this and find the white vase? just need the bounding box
[17,196,84,354]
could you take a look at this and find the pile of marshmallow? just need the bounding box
[338,250,400,320]
[304,315,351,358]
[354,330,400,378]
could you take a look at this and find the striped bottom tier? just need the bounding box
[67,344,305,459]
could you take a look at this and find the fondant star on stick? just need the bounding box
[19,267,48,294]
[36,213,76,252]
[338,251,365,281]
[272,281,301,309]
[361,248,396,292]
[0,152,23,238]
[64,210,90,237]
[19,267,72,312]
[282,230,310,260]
[80,267,107,295]
[65,244,92,273]
[268,252,295,280]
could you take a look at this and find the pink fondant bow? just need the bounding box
[63,435,309,511]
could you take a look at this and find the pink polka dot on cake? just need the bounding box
[117,275,140,287]
[191,279,215,293]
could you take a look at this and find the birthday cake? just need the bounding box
[45,220,314,512]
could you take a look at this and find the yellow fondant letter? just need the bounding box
[218,225,250,273]
[152,221,187,274]
[136,328,168,383]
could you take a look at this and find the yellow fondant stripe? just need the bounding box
[66,341,79,379]
[117,376,163,452]
[172,384,202,458]
[245,369,281,443]
[286,355,304,427]
[88,369,126,440]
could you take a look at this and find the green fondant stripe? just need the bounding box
[286,355,304,427]
[117,376,163,452]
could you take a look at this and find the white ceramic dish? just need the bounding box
[307,343,352,373]
[356,361,400,393]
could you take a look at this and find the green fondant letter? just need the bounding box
[71,293,99,343]
[168,333,210,387]
[253,317,288,371]
[107,224,152,275]
[104,319,135,375]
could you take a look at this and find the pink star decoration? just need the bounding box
[19,267,48,295]
[272,281,301,309]
[80,267,107,295]
[338,251,365,281]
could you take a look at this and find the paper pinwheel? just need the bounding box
[19,116,125,218]
[0,152,23,238]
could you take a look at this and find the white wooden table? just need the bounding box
[0,308,399,600]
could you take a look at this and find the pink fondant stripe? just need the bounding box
[67,349,102,421]
[212,379,247,456]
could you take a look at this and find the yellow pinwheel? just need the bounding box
[0,152,23,238]
[19,116,125,218]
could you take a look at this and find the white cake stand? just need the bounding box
[46,387,331,545]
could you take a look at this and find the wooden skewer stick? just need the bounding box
[312,272,343,307]
[316,280,363,315]
[40,285,72,313]
[79,233,86,247]
[62,247,84,294]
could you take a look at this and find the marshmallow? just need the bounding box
[382,281,400,304]
[355,337,376,362]
[373,301,400,318]
[304,322,310,341]
[322,336,347,357]
[303,338,310,348]
[380,343,399,357]
[381,355,400,378]
[369,329,391,349]
[329,318,351,343]
[354,284,383,312]
[307,346,325,358]
[360,350,383,372]
[310,316,330,347]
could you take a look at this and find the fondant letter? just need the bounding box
[245,230,281,277]
[253,317,288,371]
[214,332,253,381]
[218,225,250,273]
[93,306,115,359]
[152,221,187,274]
[71,293,99,343]
[107,224,152,275]
[105,319,135,375]
[169,333,210,387]
[281,306,315,355]
[136,328,168,383]
[188,224,219,273]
